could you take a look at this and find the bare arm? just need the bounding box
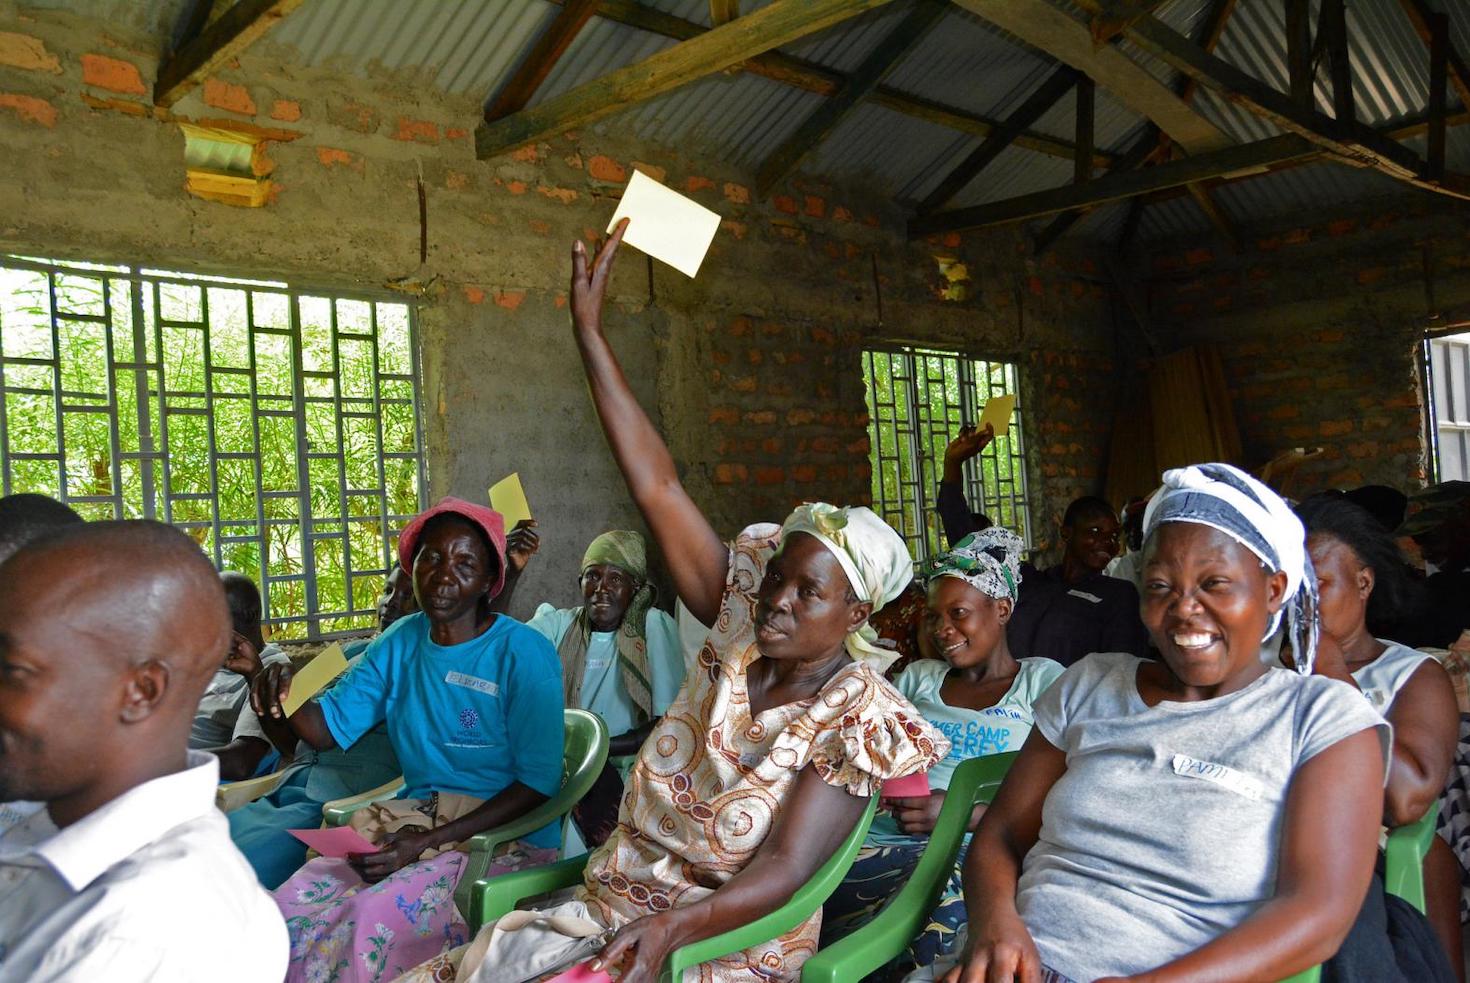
[609,718,658,757]
[207,736,273,782]
[249,662,337,751]
[942,730,1068,983]
[1111,729,1384,983]
[570,224,729,625]
[1382,660,1459,827]
[591,765,870,982]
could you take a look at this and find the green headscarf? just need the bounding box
[559,530,656,723]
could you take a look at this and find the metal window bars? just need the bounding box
[0,256,427,640]
[862,345,1031,564]
[1428,332,1470,482]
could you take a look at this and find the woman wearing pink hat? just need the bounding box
[251,497,565,982]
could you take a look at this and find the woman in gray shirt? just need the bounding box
[932,463,1390,983]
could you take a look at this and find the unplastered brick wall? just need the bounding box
[1139,197,1470,494]
[0,2,1121,609]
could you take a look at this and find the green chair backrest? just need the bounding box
[1383,804,1439,914]
[454,708,609,917]
[799,752,1017,983]
[662,792,881,983]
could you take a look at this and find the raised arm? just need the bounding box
[249,661,338,751]
[1110,728,1383,983]
[591,765,870,982]
[570,222,729,625]
[942,730,1068,983]
[1381,660,1458,827]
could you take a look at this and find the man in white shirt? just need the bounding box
[0,520,287,982]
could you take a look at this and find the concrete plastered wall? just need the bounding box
[1139,195,1470,495]
[0,2,1123,618]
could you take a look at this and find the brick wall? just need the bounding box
[1139,199,1470,495]
[0,4,1123,611]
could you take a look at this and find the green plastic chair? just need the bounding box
[320,708,610,918]
[472,791,881,979]
[800,752,1016,983]
[1383,804,1439,914]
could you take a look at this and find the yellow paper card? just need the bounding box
[606,169,721,278]
[978,393,1016,436]
[282,642,348,718]
[489,472,532,528]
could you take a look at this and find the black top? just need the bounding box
[936,480,1149,666]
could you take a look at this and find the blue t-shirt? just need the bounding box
[318,612,565,849]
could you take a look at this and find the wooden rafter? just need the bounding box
[909,134,1319,238]
[1121,12,1470,201]
[1075,76,1094,184]
[1284,0,1312,111]
[560,0,1111,167]
[476,0,897,159]
[1430,11,1449,181]
[154,0,305,108]
[1398,0,1470,111]
[1320,0,1352,121]
[918,67,1079,214]
[484,0,601,121]
[953,0,1231,154]
[710,0,740,26]
[1033,126,1157,253]
[755,0,946,196]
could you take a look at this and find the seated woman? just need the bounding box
[1297,493,1460,972]
[930,463,1390,983]
[527,529,684,847]
[406,223,947,983]
[251,497,565,983]
[822,528,1063,974]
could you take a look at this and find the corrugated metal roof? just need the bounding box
[32,0,1470,245]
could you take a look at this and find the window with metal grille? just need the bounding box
[862,345,1030,564]
[1428,331,1470,482]
[0,256,426,640]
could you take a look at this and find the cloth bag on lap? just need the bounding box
[347,792,482,860]
[457,899,609,983]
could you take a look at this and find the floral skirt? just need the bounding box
[820,838,968,976]
[274,842,557,983]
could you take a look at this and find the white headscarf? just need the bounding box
[1142,463,1319,673]
[779,503,912,673]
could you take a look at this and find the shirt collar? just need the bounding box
[27,750,220,891]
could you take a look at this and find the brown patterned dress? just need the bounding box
[574,524,948,981]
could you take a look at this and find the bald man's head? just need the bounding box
[0,520,231,821]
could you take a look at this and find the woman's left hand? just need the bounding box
[892,790,946,835]
[348,828,433,883]
[589,911,690,983]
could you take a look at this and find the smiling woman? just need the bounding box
[928,463,1395,983]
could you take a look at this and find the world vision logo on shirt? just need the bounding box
[1170,753,1265,801]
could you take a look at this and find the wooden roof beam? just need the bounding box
[484,0,602,122]
[918,66,1079,214]
[909,134,1319,238]
[1122,12,1470,201]
[1398,0,1470,111]
[154,0,305,108]
[952,0,1232,155]
[571,0,1112,167]
[476,0,897,159]
[755,0,947,196]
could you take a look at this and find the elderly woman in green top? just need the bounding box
[527,529,684,845]
[821,527,1064,974]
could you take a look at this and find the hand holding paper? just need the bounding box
[489,472,532,528]
[288,825,379,859]
[977,394,1016,437]
[606,170,721,278]
[280,642,348,718]
[881,771,931,799]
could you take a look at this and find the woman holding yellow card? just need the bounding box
[250,496,566,983]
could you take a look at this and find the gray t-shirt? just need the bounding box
[1019,652,1389,980]
[189,643,289,749]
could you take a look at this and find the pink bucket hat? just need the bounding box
[396,496,508,600]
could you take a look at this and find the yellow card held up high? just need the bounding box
[282,642,348,718]
[978,393,1017,436]
[488,472,532,528]
[607,169,721,278]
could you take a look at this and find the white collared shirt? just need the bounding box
[0,751,287,982]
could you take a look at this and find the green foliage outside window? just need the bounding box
[0,258,425,639]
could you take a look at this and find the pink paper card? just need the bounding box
[546,962,614,983]
[881,771,931,798]
[288,826,379,858]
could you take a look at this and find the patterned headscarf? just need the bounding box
[560,530,656,723]
[923,527,1026,601]
[1142,463,1320,673]
[779,503,913,673]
